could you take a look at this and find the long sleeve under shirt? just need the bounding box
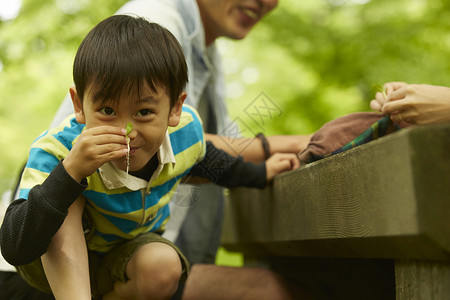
[0,141,266,266]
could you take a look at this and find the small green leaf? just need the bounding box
[125,122,132,175]
[126,122,133,135]
[372,83,387,99]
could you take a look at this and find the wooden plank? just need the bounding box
[395,260,450,299]
[221,124,450,260]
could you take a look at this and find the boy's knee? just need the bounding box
[133,243,182,299]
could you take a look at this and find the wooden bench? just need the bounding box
[221,123,450,299]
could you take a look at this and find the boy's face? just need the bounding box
[71,82,184,172]
[197,0,278,44]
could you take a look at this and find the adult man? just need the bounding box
[50,0,309,265]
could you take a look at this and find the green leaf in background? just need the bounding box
[372,84,387,99]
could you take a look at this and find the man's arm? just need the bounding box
[205,133,312,163]
[0,162,87,266]
[41,196,91,300]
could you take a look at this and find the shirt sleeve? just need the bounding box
[116,0,186,42]
[188,141,267,189]
[0,161,87,266]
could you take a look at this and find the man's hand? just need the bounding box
[63,126,128,182]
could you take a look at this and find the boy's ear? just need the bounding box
[168,92,186,127]
[70,86,86,124]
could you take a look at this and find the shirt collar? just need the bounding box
[98,131,175,191]
[159,130,176,165]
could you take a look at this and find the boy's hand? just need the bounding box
[265,153,300,182]
[63,126,128,182]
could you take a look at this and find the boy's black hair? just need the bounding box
[73,15,188,108]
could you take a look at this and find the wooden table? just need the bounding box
[221,123,450,299]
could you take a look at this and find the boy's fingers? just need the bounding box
[95,143,128,155]
[279,161,291,171]
[275,154,299,170]
[95,134,128,145]
[87,125,127,136]
[81,127,128,145]
[290,156,300,169]
[105,148,129,160]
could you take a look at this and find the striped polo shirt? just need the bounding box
[19,105,205,253]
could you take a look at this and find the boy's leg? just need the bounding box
[104,242,182,299]
[97,233,189,300]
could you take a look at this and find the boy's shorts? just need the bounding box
[16,232,189,299]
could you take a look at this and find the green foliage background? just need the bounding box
[1,0,449,197]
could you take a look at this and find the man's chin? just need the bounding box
[231,30,253,41]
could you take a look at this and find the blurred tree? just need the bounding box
[0,0,126,194]
[0,0,449,196]
[221,0,450,135]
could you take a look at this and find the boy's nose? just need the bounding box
[124,122,137,138]
[127,129,137,139]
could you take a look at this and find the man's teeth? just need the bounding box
[242,8,258,20]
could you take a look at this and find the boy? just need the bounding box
[0,15,298,299]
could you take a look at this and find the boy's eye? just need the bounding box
[136,109,152,117]
[100,107,115,116]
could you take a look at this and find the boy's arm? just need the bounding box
[41,196,91,300]
[1,125,125,265]
[188,141,268,188]
[0,161,87,266]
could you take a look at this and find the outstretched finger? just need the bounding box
[370,99,382,112]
